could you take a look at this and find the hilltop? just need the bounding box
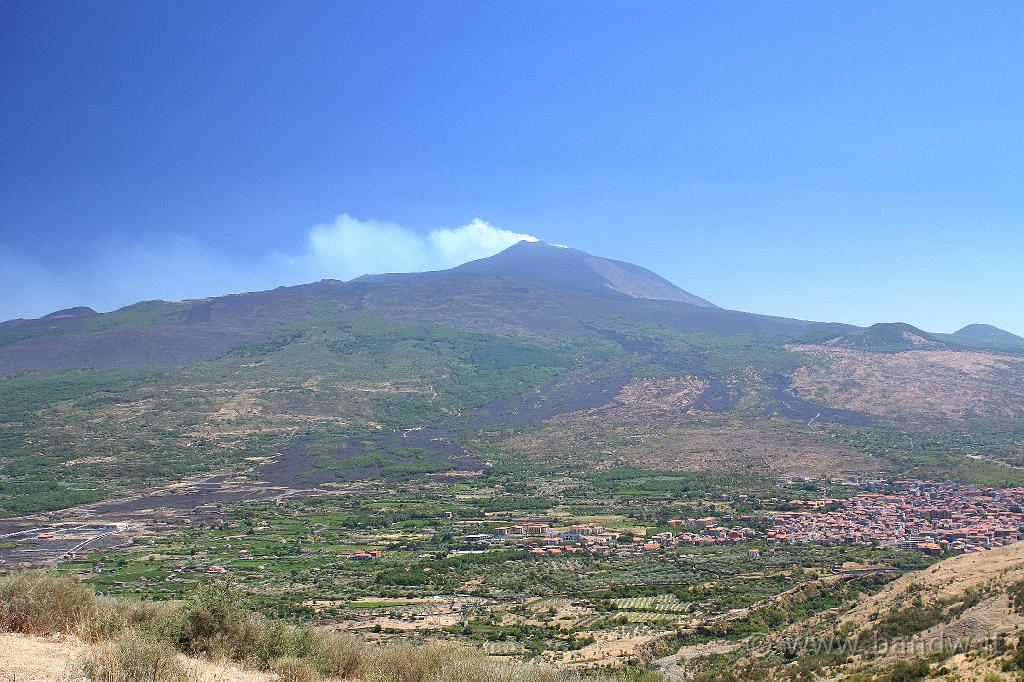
[952,323,1024,348]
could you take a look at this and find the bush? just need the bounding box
[175,583,290,665]
[81,596,181,643]
[81,630,197,682]
[273,656,321,682]
[0,571,98,635]
[175,584,326,670]
[315,632,369,678]
[367,643,466,682]
[886,659,930,682]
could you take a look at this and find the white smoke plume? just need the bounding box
[0,215,538,322]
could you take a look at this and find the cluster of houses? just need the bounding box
[468,482,1024,559]
[767,482,1024,554]
[665,517,757,546]
[470,519,756,557]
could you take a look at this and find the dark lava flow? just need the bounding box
[261,370,632,489]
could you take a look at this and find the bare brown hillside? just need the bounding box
[506,376,880,477]
[789,345,1024,426]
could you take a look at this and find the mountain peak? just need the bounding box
[952,323,1024,346]
[451,240,716,307]
[41,306,99,321]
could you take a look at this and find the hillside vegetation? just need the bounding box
[0,571,639,682]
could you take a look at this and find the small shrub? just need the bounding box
[886,659,930,682]
[81,630,197,682]
[1003,642,1024,671]
[316,632,369,678]
[367,643,467,682]
[272,656,321,682]
[174,584,324,670]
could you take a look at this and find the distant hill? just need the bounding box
[806,321,1024,354]
[951,323,1024,346]
[359,240,717,307]
[822,322,944,353]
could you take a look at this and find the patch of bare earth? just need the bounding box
[551,628,675,669]
[788,345,1024,425]
[0,633,273,682]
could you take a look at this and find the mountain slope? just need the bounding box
[696,540,1024,680]
[451,240,716,306]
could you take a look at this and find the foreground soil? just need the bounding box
[0,632,273,682]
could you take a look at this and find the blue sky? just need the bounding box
[2,2,1022,334]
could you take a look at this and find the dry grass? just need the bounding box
[365,643,584,682]
[271,656,320,682]
[81,630,198,682]
[365,643,464,682]
[423,655,581,682]
[315,632,367,678]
